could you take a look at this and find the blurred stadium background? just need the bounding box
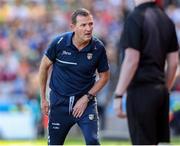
[0,0,180,145]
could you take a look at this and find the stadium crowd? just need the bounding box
[0,0,180,138]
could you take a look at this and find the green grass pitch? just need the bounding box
[0,136,179,145]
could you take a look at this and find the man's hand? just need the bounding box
[72,95,89,118]
[41,99,49,116]
[113,98,126,118]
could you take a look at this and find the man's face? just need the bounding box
[71,15,94,42]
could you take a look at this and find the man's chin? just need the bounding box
[84,36,92,42]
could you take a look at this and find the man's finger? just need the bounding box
[76,112,80,118]
[117,111,126,118]
[43,106,48,116]
[45,107,49,115]
[73,108,79,117]
[72,109,76,117]
[79,111,83,117]
[77,110,83,118]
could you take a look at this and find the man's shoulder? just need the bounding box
[92,36,105,49]
[124,9,143,28]
[52,32,72,45]
[127,9,141,20]
[59,31,73,38]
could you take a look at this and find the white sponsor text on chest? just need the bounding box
[62,50,71,55]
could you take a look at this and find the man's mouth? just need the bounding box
[85,33,91,37]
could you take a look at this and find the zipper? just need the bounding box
[69,96,75,114]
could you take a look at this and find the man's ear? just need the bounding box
[70,23,75,31]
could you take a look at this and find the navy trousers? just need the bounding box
[48,92,100,145]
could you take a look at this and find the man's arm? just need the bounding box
[115,48,140,96]
[166,51,179,91]
[39,55,53,115]
[72,70,110,118]
[88,71,110,96]
[114,48,140,118]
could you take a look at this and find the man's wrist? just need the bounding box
[86,93,95,101]
[114,94,123,99]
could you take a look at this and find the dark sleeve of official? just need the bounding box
[120,15,142,52]
[45,37,59,62]
[168,24,179,53]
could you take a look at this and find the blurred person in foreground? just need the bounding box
[39,8,109,145]
[114,0,179,145]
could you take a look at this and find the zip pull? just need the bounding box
[69,96,75,115]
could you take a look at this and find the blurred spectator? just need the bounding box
[0,0,10,23]
[0,0,180,139]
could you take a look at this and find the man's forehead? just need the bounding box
[76,15,93,23]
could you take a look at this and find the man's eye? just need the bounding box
[89,23,93,26]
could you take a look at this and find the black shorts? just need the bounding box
[126,84,170,145]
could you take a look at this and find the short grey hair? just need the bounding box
[71,8,91,24]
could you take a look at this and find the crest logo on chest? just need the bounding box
[87,53,93,60]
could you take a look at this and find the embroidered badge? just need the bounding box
[87,53,93,60]
[88,114,95,120]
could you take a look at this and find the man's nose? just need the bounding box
[86,25,92,31]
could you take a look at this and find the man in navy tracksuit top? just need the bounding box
[39,8,109,145]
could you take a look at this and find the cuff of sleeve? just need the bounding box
[114,94,123,99]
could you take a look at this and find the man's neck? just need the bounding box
[135,0,155,6]
[72,35,90,51]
